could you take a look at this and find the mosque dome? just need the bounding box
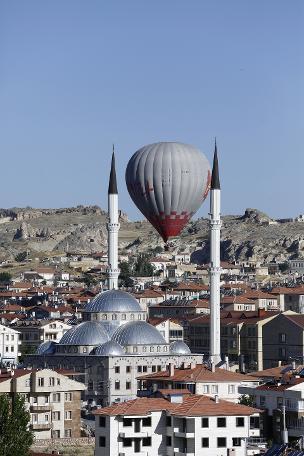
[93,340,125,356]
[112,321,166,346]
[59,321,109,346]
[169,340,191,355]
[84,290,141,313]
[36,340,57,355]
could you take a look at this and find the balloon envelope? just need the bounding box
[125,142,211,242]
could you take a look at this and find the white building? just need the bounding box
[152,318,184,344]
[94,390,261,456]
[0,323,20,366]
[0,368,86,440]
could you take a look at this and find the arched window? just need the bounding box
[138,314,141,320]
[143,346,147,352]
[150,346,154,352]
[112,314,117,320]
[163,346,167,352]
[133,346,138,353]
[121,314,126,320]
[157,346,161,352]
[130,314,134,320]
[102,314,107,320]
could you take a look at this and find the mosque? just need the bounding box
[25,151,202,407]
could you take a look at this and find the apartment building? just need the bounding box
[137,363,259,403]
[0,323,20,366]
[13,320,72,350]
[239,372,304,443]
[185,310,279,371]
[94,390,261,456]
[0,368,86,439]
[149,318,184,343]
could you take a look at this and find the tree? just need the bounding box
[0,393,33,456]
[18,344,37,363]
[133,253,154,277]
[0,272,11,283]
[14,252,27,262]
[239,394,254,407]
[119,261,134,288]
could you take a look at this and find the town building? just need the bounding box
[137,363,259,403]
[94,390,262,456]
[0,323,20,366]
[0,368,85,440]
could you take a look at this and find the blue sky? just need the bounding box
[1,1,303,220]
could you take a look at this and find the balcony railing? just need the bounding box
[31,422,52,430]
[30,404,52,412]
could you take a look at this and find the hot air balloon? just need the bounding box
[125,142,211,243]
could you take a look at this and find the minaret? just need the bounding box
[107,147,120,289]
[209,139,222,365]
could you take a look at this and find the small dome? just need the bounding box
[59,321,109,346]
[169,340,191,355]
[84,290,141,313]
[93,340,125,356]
[112,321,166,346]
[36,340,57,355]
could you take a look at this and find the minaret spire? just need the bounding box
[211,139,220,190]
[108,145,118,194]
[209,139,222,366]
[107,146,120,290]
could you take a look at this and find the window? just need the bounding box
[142,417,151,427]
[123,438,132,447]
[202,385,209,394]
[64,429,72,438]
[57,378,60,385]
[115,366,120,374]
[260,396,265,407]
[279,347,286,358]
[38,377,44,387]
[250,416,260,429]
[99,417,106,427]
[201,417,209,428]
[236,417,245,427]
[126,366,131,373]
[217,417,226,427]
[49,377,55,386]
[211,385,218,394]
[10,346,14,352]
[126,381,131,390]
[166,436,172,446]
[202,438,209,448]
[52,393,60,402]
[228,384,235,394]
[115,381,120,390]
[65,411,72,420]
[52,430,60,438]
[143,366,147,373]
[65,393,72,401]
[157,365,162,372]
[44,414,49,422]
[279,333,286,343]
[142,437,151,446]
[123,418,132,427]
[99,436,106,447]
[233,437,242,446]
[217,437,227,447]
[137,366,142,373]
[277,397,283,407]
[152,366,156,372]
[52,411,60,420]
[88,381,93,391]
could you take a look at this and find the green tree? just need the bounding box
[18,344,37,363]
[133,254,154,277]
[0,394,34,456]
[0,272,11,283]
[239,394,254,407]
[14,252,27,262]
[119,261,134,287]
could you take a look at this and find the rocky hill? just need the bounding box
[0,206,303,264]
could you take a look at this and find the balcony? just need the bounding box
[30,404,52,412]
[174,429,195,438]
[119,431,149,438]
[31,422,52,430]
[174,451,195,456]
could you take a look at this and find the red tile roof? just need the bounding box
[138,364,257,383]
[94,394,260,417]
